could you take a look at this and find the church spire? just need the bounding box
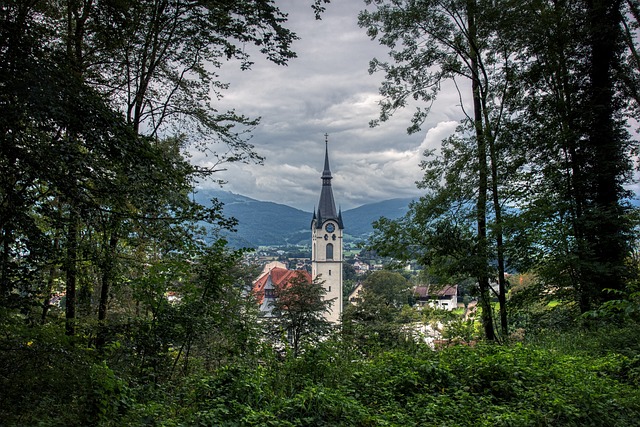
[315,134,340,228]
[322,133,332,180]
[310,134,344,324]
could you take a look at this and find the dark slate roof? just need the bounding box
[414,285,458,299]
[314,140,343,229]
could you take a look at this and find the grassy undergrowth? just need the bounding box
[2,318,640,426]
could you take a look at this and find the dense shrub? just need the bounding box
[0,317,95,426]
[3,318,640,426]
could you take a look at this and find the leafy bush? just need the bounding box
[0,315,95,426]
[3,311,640,426]
[435,343,640,426]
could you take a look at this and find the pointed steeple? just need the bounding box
[316,134,339,228]
[322,136,332,180]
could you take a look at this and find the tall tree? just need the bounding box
[342,286,409,352]
[360,0,515,339]
[582,0,631,307]
[618,0,640,115]
[92,0,297,158]
[363,0,638,329]
[267,272,333,357]
[500,0,635,313]
[91,0,300,335]
[362,270,411,307]
[0,0,302,338]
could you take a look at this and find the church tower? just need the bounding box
[311,136,343,323]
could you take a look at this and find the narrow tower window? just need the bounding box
[326,243,334,260]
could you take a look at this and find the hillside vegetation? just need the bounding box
[2,316,640,426]
[2,0,640,425]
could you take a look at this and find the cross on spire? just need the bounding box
[316,135,339,227]
[322,135,332,180]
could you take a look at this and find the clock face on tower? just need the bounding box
[325,223,335,233]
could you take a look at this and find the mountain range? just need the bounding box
[193,189,414,248]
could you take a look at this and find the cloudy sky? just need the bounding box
[191,0,467,211]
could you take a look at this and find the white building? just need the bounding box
[414,285,458,311]
[310,138,343,323]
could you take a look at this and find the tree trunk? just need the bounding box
[487,135,508,337]
[97,230,118,348]
[468,0,495,341]
[65,211,78,336]
[1,225,11,299]
[584,0,627,308]
[41,238,60,323]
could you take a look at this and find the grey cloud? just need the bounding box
[193,0,465,211]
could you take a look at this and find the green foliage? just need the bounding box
[342,290,411,353]
[0,312,94,425]
[266,273,334,357]
[369,195,478,283]
[441,317,478,343]
[89,362,130,425]
[525,323,640,360]
[3,317,640,426]
[586,287,640,324]
[508,280,580,335]
[362,270,411,307]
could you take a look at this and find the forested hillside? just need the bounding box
[194,189,413,247]
[1,1,640,426]
[194,189,312,247]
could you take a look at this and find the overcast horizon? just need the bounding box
[190,0,467,211]
[190,0,639,211]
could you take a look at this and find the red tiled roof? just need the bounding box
[252,267,312,303]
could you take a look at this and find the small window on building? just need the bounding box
[329,269,331,276]
[265,289,275,298]
[326,243,334,260]
[328,286,332,292]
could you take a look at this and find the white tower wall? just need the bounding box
[311,219,343,323]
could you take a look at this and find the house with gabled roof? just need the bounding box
[346,282,365,305]
[414,284,458,311]
[253,266,312,317]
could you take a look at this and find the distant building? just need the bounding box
[414,285,458,311]
[255,261,287,281]
[346,282,365,305]
[353,260,370,275]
